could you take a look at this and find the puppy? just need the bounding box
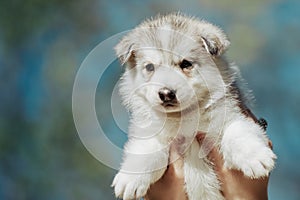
[112,13,276,200]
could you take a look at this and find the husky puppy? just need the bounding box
[112,13,276,200]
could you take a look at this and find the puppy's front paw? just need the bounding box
[222,119,277,179]
[112,172,150,200]
[224,145,276,178]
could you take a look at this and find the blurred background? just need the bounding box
[1,0,300,199]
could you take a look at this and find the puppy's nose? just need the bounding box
[158,88,176,102]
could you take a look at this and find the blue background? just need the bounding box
[0,0,299,199]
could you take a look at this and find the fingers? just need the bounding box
[196,132,224,169]
[207,147,224,169]
[196,132,205,144]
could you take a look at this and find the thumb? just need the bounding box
[196,132,224,168]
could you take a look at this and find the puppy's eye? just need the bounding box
[180,59,193,69]
[145,63,155,72]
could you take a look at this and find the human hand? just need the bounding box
[197,133,272,200]
[206,147,269,200]
[145,134,272,200]
[144,143,188,200]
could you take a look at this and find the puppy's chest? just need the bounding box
[163,110,219,146]
[164,111,211,137]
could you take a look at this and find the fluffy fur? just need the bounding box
[112,13,276,200]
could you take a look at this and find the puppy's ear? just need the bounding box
[115,37,136,66]
[199,22,230,56]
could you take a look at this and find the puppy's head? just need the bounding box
[116,13,231,114]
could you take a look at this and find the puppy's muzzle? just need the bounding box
[158,87,177,106]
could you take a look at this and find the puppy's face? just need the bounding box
[116,14,230,114]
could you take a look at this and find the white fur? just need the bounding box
[221,118,276,178]
[112,13,276,200]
